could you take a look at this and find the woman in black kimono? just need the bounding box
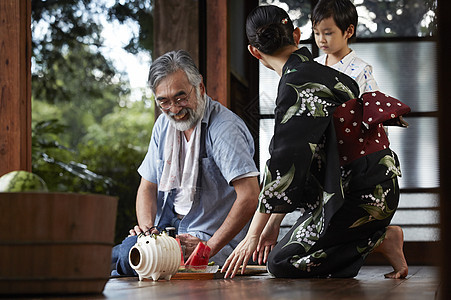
[222,5,409,279]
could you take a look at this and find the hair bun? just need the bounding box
[246,5,295,54]
[255,24,291,53]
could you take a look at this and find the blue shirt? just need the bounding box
[138,96,258,265]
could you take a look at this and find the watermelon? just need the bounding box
[0,171,48,192]
[176,237,185,266]
[184,242,211,271]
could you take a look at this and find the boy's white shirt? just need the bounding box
[315,50,379,96]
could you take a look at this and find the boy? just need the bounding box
[312,0,379,95]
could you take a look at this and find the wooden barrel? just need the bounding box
[0,192,118,295]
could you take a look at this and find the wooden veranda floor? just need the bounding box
[12,265,440,300]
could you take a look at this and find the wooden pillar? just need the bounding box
[153,0,199,66]
[438,0,451,298]
[153,0,229,108]
[205,0,229,107]
[153,0,199,119]
[0,0,32,176]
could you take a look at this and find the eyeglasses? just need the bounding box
[157,87,194,111]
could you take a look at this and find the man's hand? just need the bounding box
[128,225,159,237]
[177,233,205,258]
[134,178,158,236]
[205,176,260,257]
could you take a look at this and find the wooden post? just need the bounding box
[206,0,229,107]
[153,0,199,119]
[153,0,199,65]
[0,0,32,176]
[438,1,451,299]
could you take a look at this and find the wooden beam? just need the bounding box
[153,0,199,119]
[438,0,451,299]
[154,0,199,65]
[206,0,229,107]
[0,0,32,176]
[153,0,229,108]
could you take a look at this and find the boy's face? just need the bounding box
[313,17,352,58]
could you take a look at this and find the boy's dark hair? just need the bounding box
[246,5,295,54]
[312,0,358,42]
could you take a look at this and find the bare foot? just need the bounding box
[373,226,408,279]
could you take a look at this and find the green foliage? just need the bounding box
[78,100,155,241]
[32,99,154,242]
[353,0,437,37]
[32,0,125,103]
[31,119,114,193]
[107,0,154,53]
[31,0,155,243]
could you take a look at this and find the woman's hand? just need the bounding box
[221,211,272,278]
[221,235,259,279]
[253,222,280,265]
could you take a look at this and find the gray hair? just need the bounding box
[148,50,202,92]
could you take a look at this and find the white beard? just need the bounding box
[167,91,206,131]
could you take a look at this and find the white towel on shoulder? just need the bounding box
[159,120,201,204]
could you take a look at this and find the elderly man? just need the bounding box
[111,50,260,275]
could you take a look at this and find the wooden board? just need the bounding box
[172,265,268,280]
[141,265,268,281]
[234,265,268,275]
